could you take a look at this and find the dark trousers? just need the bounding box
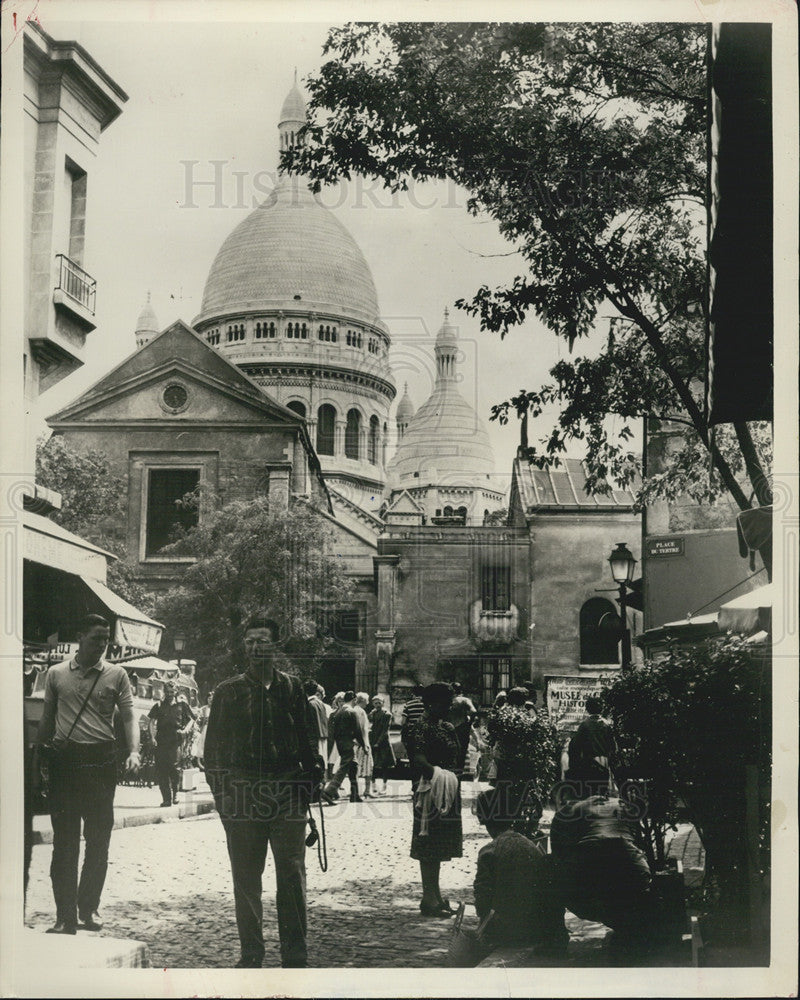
[324,743,357,796]
[453,723,471,771]
[48,743,117,924]
[222,810,308,967]
[557,839,653,940]
[154,742,181,804]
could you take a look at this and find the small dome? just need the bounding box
[436,307,458,349]
[396,383,415,421]
[135,293,159,347]
[280,80,306,123]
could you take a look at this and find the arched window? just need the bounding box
[318,325,325,341]
[301,323,308,339]
[579,597,620,665]
[382,422,387,465]
[331,327,338,343]
[287,400,306,420]
[316,404,336,456]
[443,505,454,517]
[368,415,380,464]
[287,322,294,338]
[345,409,361,460]
[457,506,468,521]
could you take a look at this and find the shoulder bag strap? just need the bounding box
[63,667,103,743]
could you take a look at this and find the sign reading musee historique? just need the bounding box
[646,536,685,558]
[545,676,605,732]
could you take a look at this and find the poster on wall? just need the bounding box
[545,675,605,732]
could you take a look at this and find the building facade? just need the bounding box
[23,22,127,473]
[46,76,645,707]
[20,23,159,654]
[190,82,395,515]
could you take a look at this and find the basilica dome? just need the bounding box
[388,382,495,485]
[195,178,381,327]
[387,311,495,487]
[190,79,394,511]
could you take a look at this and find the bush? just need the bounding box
[602,636,771,921]
[485,705,561,832]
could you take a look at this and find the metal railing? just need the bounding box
[55,253,96,315]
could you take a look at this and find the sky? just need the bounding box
[30,13,624,489]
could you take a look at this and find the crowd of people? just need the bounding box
[36,611,661,968]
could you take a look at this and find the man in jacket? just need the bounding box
[204,614,323,969]
[148,681,195,806]
[305,680,329,768]
[321,690,365,803]
[567,695,617,793]
[474,785,567,955]
[549,784,653,952]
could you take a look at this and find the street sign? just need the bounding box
[646,537,685,558]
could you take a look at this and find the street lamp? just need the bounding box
[173,630,186,671]
[608,542,637,672]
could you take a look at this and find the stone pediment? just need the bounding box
[385,489,424,515]
[46,320,303,429]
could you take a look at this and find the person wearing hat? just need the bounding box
[474,785,567,954]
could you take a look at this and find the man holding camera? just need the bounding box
[204,613,324,969]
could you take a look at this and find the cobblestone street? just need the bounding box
[24,780,618,969]
[25,777,705,969]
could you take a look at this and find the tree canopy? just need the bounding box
[153,495,355,690]
[284,22,771,513]
[35,435,155,612]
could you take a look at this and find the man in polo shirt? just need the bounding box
[36,614,140,935]
[204,613,323,969]
[148,681,195,807]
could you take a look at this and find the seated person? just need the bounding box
[474,784,568,955]
[549,784,653,950]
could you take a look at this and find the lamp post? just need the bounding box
[608,542,637,672]
[173,630,185,672]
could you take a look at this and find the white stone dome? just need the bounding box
[194,177,381,327]
[135,292,159,348]
[280,81,306,123]
[388,380,495,485]
[396,383,415,422]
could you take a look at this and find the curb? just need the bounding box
[31,799,216,846]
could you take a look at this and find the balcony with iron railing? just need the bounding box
[52,253,97,331]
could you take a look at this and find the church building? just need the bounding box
[47,78,641,708]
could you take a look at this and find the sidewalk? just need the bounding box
[31,774,216,845]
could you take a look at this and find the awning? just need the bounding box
[23,509,115,581]
[81,576,163,653]
[718,582,772,635]
[636,612,721,648]
[117,655,197,689]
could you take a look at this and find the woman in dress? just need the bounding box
[405,682,463,917]
[353,692,374,797]
[193,691,213,769]
[368,695,396,795]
